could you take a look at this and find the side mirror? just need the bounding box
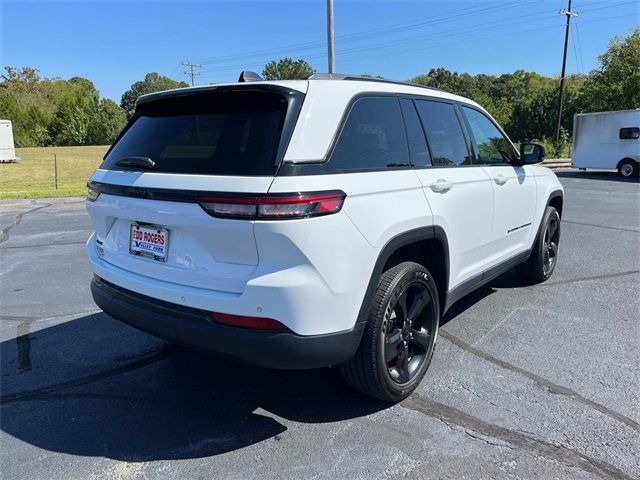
[519,142,545,165]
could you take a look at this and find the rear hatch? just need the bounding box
[86,83,306,294]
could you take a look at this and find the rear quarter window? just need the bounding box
[102,90,295,176]
[329,96,410,171]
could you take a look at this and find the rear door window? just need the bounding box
[102,90,294,176]
[415,100,472,167]
[329,96,410,171]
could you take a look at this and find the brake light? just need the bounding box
[86,181,101,201]
[198,191,346,220]
[211,312,287,330]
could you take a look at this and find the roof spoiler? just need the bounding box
[238,71,264,82]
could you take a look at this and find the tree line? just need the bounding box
[1,28,637,153]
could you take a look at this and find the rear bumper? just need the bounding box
[91,277,365,369]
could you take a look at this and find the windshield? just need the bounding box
[102,89,297,176]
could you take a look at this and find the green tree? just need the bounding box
[0,67,56,146]
[1,66,41,86]
[262,58,315,80]
[49,77,100,145]
[578,28,640,112]
[506,75,584,145]
[120,73,188,119]
[410,68,479,99]
[87,98,127,145]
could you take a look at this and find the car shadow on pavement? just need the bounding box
[555,170,639,183]
[0,313,387,461]
[440,269,528,327]
[1,269,528,462]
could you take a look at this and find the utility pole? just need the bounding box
[554,0,578,145]
[327,0,336,73]
[182,61,202,86]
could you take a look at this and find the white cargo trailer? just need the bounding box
[571,109,640,177]
[0,120,19,163]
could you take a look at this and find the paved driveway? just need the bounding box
[1,171,638,479]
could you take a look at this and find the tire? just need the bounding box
[340,261,440,402]
[516,206,560,283]
[618,159,639,178]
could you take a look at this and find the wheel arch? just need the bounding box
[356,226,450,324]
[617,157,637,169]
[547,189,564,218]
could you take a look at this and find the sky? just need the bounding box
[1,0,638,101]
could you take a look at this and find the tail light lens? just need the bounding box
[198,191,346,220]
[211,312,287,330]
[86,181,101,201]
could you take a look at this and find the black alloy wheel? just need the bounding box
[340,261,440,402]
[383,280,435,385]
[542,214,560,276]
[516,206,561,283]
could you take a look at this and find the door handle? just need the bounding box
[493,174,508,185]
[430,179,453,193]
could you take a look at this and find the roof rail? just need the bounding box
[306,73,349,80]
[306,73,445,93]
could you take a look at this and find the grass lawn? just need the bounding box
[0,145,109,199]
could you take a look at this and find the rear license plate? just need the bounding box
[130,224,169,262]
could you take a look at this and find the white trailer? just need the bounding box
[571,109,640,177]
[0,120,19,163]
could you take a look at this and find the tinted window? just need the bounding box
[462,106,516,165]
[620,127,640,140]
[102,90,290,176]
[330,97,409,171]
[415,100,471,166]
[400,98,431,167]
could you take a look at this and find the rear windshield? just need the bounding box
[102,90,293,176]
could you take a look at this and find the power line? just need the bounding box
[574,19,586,74]
[196,0,632,76]
[330,0,633,62]
[198,24,568,82]
[198,7,560,75]
[571,23,582,74]
[167,63,182,81]
[196,10,629,83]
[192,0,616,69]
[193,0,533,66]
[181,61,202,86]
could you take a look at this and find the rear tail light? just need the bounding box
[198,191,346,220]
[211,312,287,330]
[86,181,101,201]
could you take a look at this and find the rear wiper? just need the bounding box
[115,156,156,169]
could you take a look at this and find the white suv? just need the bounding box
[86,73,564,401]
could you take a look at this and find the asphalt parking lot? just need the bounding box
[1,170,639,480]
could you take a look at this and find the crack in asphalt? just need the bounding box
[0,310,102,323]
[539,269,640,287]
[440,330,640,433]
[459,383,521,418]
[0,203,52,244]
[562,219,640,233]
[402,393,633,480]
[0,315,35,321]
[0,344,182,404]
[0,240,87,250]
